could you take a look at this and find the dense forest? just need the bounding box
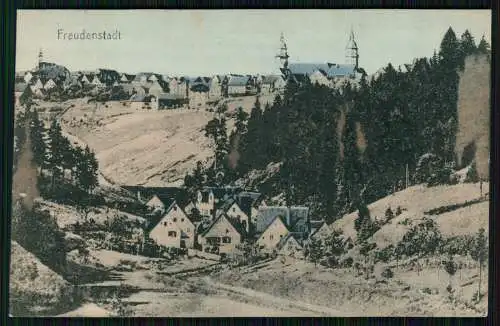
[185,28,490,222]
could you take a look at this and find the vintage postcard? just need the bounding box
[11,10,491,317]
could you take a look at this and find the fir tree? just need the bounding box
[46,120,65,189]
[470,228,487,301]
[29,109,46,175]
[477,35,490,55]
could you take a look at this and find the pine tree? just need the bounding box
[29,109,46,175]
[460,30,477,57]
[439,27,460,69]
[470,228,487,301]
[477,35,490,55]
[75,145,99,194]
[46,120,65,189]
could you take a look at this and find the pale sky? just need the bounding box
[16,10,491,76]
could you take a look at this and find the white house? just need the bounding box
[24,71,33,84]
[91,75,105,88]
[308,70,332,87]
[80,74,91,84]
[224,201,250,234]
[43,78,57,90]
[198,214,243,255]
[148,81,166,98]
[169,78,188,98]
[146,194,166,213]
[31,78,44,92]
[261,75,286,94]
[196,189,215,218]
[278,233,305,259]
[256,216,290,252]
[227,75,252,96]
[148,201,196,249]
[208,76,222,100]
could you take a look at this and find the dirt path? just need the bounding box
[201,276,345,316]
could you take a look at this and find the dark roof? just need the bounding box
[254,206,309,234]
[261,75,283,84]
[200,213,246,238]
[122,186,190,207]
[288,62,357,79]
[227,75,251,87]
[276,232,305,250]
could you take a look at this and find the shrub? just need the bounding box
[385,207,395,223]
[381,267,394,279]
[395,217,442,258]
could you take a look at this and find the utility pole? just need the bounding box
[405,163,409,189]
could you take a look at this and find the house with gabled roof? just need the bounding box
[254,206,310,253]
[148,200,196,248]
[256,215,290,251]
[216,199,250,234]
[277,232,306,259]
[227,75,255,96]
[261,75,286,94]
[43,78,57,90]
[198,213,246,255]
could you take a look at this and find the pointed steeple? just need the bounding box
[38,48,44,70]
[276,32,290,78]
[345,28,359,69]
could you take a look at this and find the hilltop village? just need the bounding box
[14,32,363,111]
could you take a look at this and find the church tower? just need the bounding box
[345,29,359,69]
[276,32,290,78]
[38,48,44,70]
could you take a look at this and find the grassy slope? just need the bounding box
[9,241,76,316]
[214,182,489,316]
[328,182,489,247]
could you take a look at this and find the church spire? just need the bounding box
[38,48,44,69]
[346,28,359,69]
[276,32,290,78]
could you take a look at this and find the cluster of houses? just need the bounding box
[14,49,287,110]
[131,186,324,259]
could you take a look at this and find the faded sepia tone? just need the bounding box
[11,10,490,317]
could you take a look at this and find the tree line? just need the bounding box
[25,107,99,198]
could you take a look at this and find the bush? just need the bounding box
[396,217,442,258]
[381,267,394,279]
[374,245,394,263]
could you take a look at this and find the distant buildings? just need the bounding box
[277,30,365,88]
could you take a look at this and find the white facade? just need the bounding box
[256,217,289,252]
[24,72,33,84]
[146,195,165,213]
[309,70,332,87]
[228,85,247,96]
[199,215,242,255]
[149,203,196,248]
[226,202,250,234]
[43,79,57,90]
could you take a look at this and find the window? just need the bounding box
[226,229,230,234]
[173,218,177,222]
[163,222,167,226]
[280,234,283,238]
[181,218,185,222]
[233,207,236,212]
[270,234,274,240]
[222,237,231,244]
[168,231,177,237]
[187,228,190,232]
[174,206,177,211]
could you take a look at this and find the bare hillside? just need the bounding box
[59,94,275,187]
[327,182,488,247]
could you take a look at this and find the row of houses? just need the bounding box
[134,187,323,259]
